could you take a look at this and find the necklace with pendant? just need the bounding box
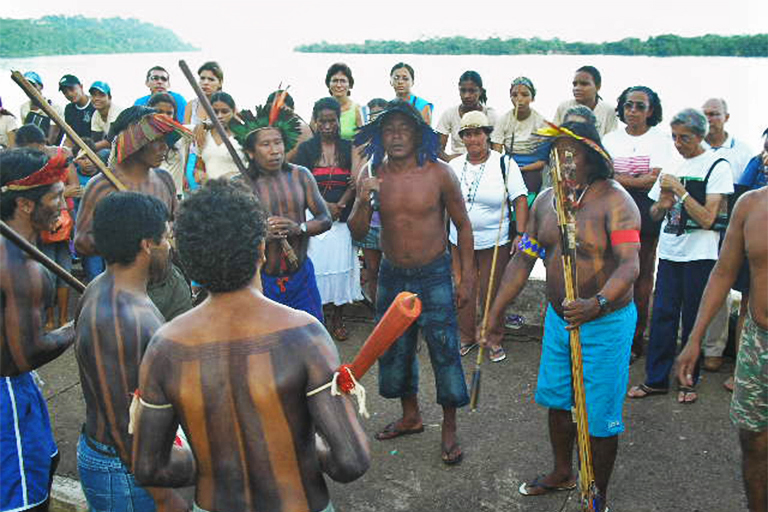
[461,158,487,210]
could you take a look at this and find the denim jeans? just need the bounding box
[77,433,156,512]
[376,252,469,407]
[82,256,105,283]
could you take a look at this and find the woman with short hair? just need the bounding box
[450,111,529,363]
[628,108,733,403]
[325,63,363,141]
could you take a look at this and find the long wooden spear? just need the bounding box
[0,221,86,294]
[10,71,126,191]
[551,149,598,511]
[469,182,508,410]
[177,59,299,271]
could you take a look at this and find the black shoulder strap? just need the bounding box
[500,154,514,226]
[704,157,728,184]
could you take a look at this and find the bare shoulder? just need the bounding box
[604,179,634,202]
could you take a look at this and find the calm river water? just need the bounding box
[2,50,766,149]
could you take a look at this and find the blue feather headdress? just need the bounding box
[354,100,439,168]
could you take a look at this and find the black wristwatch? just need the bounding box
[595,294,608,313]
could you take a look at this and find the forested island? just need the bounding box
[296,34,767,57]
[0,16,198,58]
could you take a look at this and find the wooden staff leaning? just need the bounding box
[10,71,126,191]
[177,60,299,271]
[551,150,598,511]
[0,221,86,294]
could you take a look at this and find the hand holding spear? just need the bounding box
[551,149,599,511]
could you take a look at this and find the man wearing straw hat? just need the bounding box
[1,148,75,512]
[349,100,475,465]
[482,120,640,510]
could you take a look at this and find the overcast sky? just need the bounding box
[5,0,767,51]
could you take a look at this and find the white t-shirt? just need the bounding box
[436,105,498,155]
[648,150,734,262]
[91,104,122,136]
[20,99,64,123]
[200,130,245,180]
[448,150,528,250]
[553,98,618,137]
[490,108,547,154]
[0,115,18,147]
[703,133,753,183]
[603,126,676,177]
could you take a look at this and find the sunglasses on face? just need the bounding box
[150,75,169,82]
[623,101,648,112]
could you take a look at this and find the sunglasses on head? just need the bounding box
[623,101,648,112]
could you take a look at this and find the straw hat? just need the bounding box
[459,111,493,135]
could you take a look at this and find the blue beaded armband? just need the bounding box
[518,233,546,259]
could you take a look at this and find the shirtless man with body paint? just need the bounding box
[1,148,74,512]
[132,179,369,512]
[74,192,192,512]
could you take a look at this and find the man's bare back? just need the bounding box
[134,296,369,512]
[740,188,767,327]
[75,272,164,461]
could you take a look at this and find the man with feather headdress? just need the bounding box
[231,96,332,322]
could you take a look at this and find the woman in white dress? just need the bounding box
[450,111,529,363]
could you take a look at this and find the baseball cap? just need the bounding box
[58,74,82,91]
[23,71,43,88]
[89,81,111,96]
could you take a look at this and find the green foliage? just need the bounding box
[296,34,768,58]
[0,16,198,58]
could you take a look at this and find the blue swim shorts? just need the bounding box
[262,257,323,322]
[535,302,636,437]
[376,252,469,408]
[1,373,58,512]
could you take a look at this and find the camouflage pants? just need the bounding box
[730,312,768,432]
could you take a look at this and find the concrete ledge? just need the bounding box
[51,476,88,512]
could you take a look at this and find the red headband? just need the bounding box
[1,150,69,193]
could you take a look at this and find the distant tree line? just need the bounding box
[296,34,768,58]
[0,16,198,58]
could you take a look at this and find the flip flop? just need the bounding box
[489,345,506,363]
[678,386,698,404]
[627,383,668,399]
[459,342,478,357]
[518,474,577,496]
[441,443,463,465]
[375,421,425,441]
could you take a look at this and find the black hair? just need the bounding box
[15,124,47,146]
[145,66,168,81]
[210,91,236,112]
[176,179,267,293]
[94,192,168,266]
[559,120,613,183]
[458,70,488,105]
[367,98,388,110]
[312,97,341,120]
[390,62,415,80]
[107,106,157,142]
[198,61,224,83]
[147,93,178,117]
[325,63,354,94]
[266,90,295,110]
[616,86,663,127]
[295,98,351,171]
[0,148,55,220]
[576,65,602,89]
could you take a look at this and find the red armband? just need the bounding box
[610,230,640,245]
